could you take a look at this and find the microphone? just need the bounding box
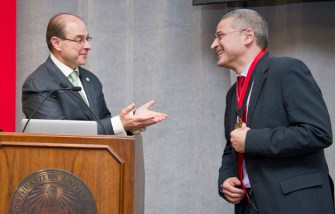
[61,83,110,135]
[60,82,82,91]
[22,84,81,133]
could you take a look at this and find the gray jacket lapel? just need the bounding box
[78,68,98,115]
[45,56,73,88]
[45,57,95,120]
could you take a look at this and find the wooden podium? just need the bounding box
[0,132,144,214]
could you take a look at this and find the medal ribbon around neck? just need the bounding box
[236,49,267,118]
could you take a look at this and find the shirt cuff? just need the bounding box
[111,115,127,136]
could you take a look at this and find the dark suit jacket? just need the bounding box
[218,52,334,214]
[22,56,114,135]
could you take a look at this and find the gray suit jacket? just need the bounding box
[218,52,334,214]
[22,56,114,135]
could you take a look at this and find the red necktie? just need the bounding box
[236,76,250,202]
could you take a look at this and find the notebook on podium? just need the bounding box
[21,119,97,135]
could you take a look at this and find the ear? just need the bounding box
[243,28,255,45]
[51,36,61,51]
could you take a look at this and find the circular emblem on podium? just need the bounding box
[10,168,97,214]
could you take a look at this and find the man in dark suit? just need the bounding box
[22,13,167,135]
[211,9,334,213]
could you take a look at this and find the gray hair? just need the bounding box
[222,9,268,49]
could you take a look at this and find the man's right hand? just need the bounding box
[221,177,245,204]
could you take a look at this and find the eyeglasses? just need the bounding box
[60,36,92,45]
[215,29,246,41]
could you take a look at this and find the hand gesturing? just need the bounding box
[120,100,167,131]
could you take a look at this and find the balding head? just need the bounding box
[46,13,83,51]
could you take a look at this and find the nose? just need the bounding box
[211,38,219,49]
[83,40,91,50]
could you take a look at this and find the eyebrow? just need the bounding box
[214,31,225,38]
[73,34,90,38]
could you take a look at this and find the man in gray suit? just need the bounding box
[22,13,167,135]
[211,9,334,213]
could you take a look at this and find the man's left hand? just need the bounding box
[120,100,167,131]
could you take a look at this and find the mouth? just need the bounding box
[217,50,224,56]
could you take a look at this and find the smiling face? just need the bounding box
[50,14,91,69]
[211,17,247,71]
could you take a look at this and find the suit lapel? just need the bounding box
[45,57,73,87]
[247,54,270,126]
[78,68,98,115]
[45,57,95,120]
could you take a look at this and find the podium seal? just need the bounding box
[10,168,97,214]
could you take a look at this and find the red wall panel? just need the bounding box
[0,2,16,132]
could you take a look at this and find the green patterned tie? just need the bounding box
[69,71,89,106]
